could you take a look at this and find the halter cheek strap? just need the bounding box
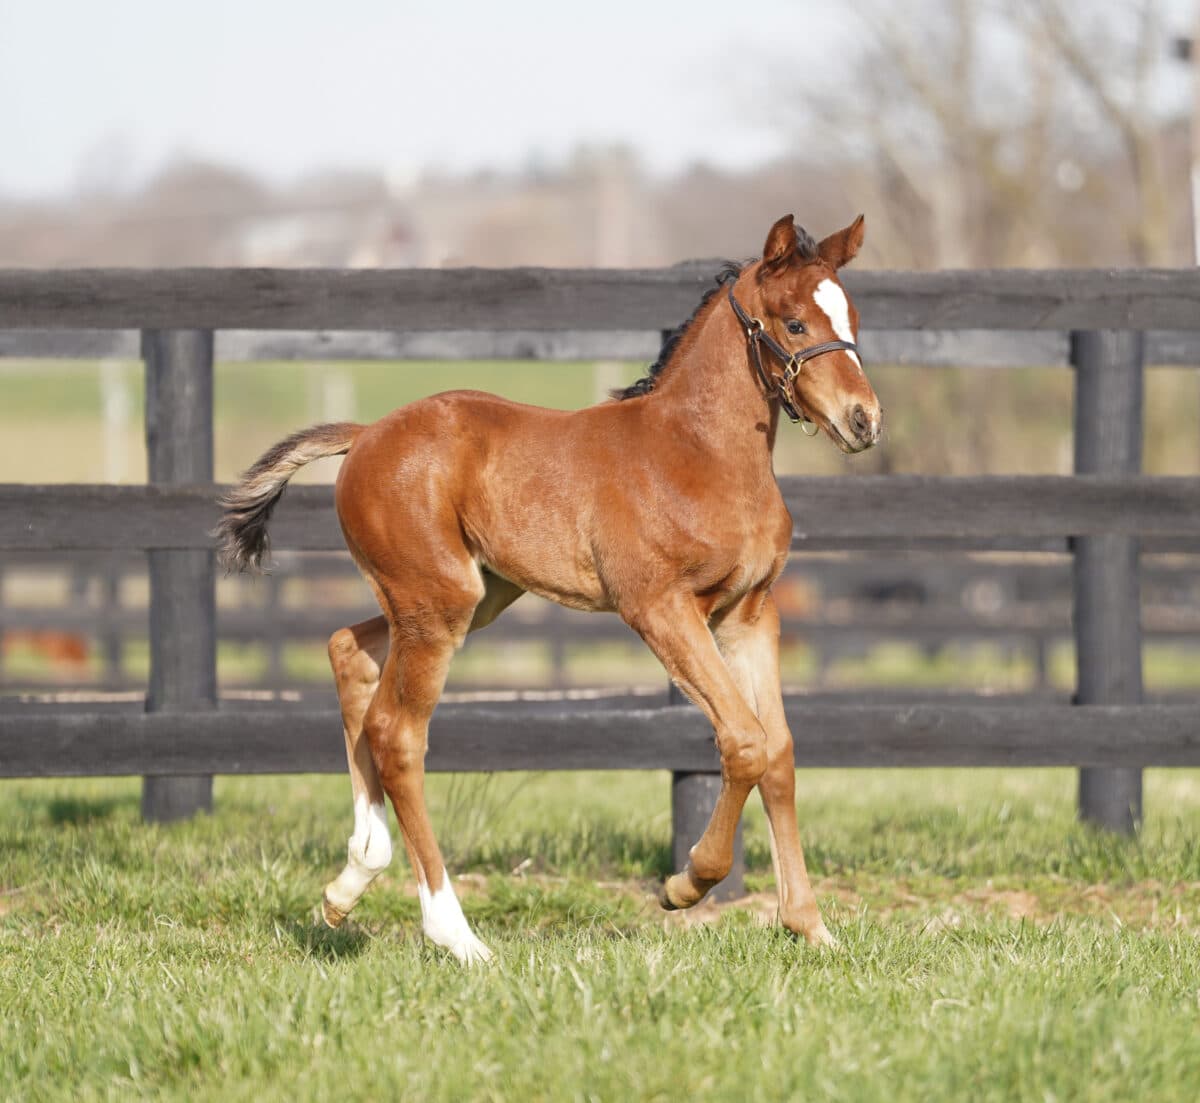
[727,286,860,426]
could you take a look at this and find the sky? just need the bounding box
[0,0,858,199]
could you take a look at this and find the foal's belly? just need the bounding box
[466,505,614,614]
[483,547,613,614]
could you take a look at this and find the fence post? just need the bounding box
[141,329,217,822]
[669,682,745,901]
[100,556,123,686]
[1071,330,1144,833]
[266,568,285,691]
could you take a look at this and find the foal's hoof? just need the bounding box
[659,870,708,911]
[448,935,494,967]
[321,890,349,929]
[805,922,839,950]
[783,916,838,950]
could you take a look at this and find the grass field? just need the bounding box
[3,768,1200,1101]
[4,350,1200,1099]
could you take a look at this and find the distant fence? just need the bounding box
[7,548,1200,695]
[3,265,1200,888]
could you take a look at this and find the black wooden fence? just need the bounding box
[3,265,1200,894]
[12,548,1200,696]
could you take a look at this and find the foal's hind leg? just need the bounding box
[367,635,486,961]
[362,568,522,964]
[322,615,394,927]
[321,574,522,932]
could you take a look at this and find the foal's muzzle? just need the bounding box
[847,403,882,448]
[825,402,882,453]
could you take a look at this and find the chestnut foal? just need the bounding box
[217,214,882,964]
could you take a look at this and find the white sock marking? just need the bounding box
[813,278,862,369]
[325,797,392,915]
[418,874,492,965]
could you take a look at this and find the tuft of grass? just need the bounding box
[3,769,1200,1101]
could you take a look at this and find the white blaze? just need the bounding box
[812,278,862,369]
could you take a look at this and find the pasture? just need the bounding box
[4,767,1200,1101]
[4,265,1200,1100]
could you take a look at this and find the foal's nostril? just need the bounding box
[849,404,871,441]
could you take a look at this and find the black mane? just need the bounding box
[611,261,744,400]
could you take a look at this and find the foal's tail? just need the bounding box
[215,422,362,573]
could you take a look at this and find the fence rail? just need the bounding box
[4,266,1200,330]
[4,265,1200,882]
[10,327,1200,368]
[3,476,1200,551]
[3,701,1200,777]
[9,546,1200,701]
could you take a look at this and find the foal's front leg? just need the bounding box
[628,594,769,909]
[716,596,834,947]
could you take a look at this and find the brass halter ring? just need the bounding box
[780,359,819,433]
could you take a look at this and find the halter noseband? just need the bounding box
[726,285,860,428]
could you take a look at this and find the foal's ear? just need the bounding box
[762,214,799,271]
[763,214,820,272]
[818,214,866,269]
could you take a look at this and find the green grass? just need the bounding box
[3,769,1200,1101]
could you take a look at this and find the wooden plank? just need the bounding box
[212,327,1072,368]
[783,477,1200,541]
[32,544,1195,595]
[21,598,1200,648]
[0,267,714,332]
[5,702,1200,776]
[0,327,1075,368]
[217,329,663,363]
[862,329,1070,367]
[1072,331,1144,833]
[0,324,1195,368]
[5,267,1200,332]
[141,330,216,822]
[1146,330,1200,366]
[3,476,1200,552]
[844,269,1200,331]
[0,329,140,358]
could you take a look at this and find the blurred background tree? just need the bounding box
[1,0,1194,481]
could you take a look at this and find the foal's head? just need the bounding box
[744,214,882,453]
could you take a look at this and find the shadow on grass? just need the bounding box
[43,794,139,826]
[282,918,373,963]
[453,828,674,881]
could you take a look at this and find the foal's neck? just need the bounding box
[647,290,781,468]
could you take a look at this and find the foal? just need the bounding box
[217,213,882,964]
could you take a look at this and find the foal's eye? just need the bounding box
[786,320,806,335]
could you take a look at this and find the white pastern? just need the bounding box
[418,875,493,966]
[812,278,862,369]
[325,796,392,916]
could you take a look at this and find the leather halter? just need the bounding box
[727,285,860,426]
